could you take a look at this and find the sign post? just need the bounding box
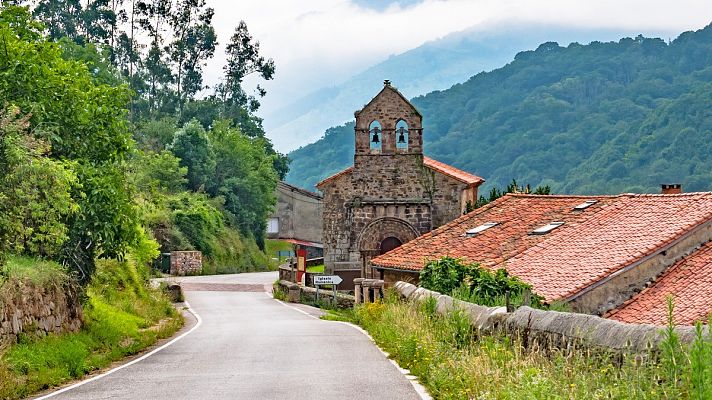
[296,249,307,285]
[313,275,343,305]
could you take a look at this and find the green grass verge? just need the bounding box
[306,264,324,273]
[265,240,294,269]
[345,293,712,399]
[0,257,183,399]
[1,256,68,288]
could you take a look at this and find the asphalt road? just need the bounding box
[42,272,423,400]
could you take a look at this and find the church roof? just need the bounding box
[315,156,484,188]
[354,82,422,118]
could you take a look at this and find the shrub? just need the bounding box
[420,256,543,307]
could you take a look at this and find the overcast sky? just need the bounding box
[204,0,712,125]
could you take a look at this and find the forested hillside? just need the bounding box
[286,24,712,194]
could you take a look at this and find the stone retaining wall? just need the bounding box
[393,281,698,353]
[275,280,355,308]
[0,278,83,348]
[170,251,202,276]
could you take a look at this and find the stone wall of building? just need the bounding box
[170,251,202,276]
[1,277,83,347]
[269,181,323,244]
[569,219,712,315]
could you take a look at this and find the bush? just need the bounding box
[419,256,542,307]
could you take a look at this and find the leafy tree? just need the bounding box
[207,121,278,249]
[129,150,188,194]
[217,20,275,114]
[168,119,216,191]
[0,6,140,281]
[167,0,216,117]
[0,106,78,261]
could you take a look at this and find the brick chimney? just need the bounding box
[661,184,682,194]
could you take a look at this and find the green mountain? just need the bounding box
[286,24,712,194]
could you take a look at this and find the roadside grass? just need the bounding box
[265,239,294,269]
[306,264,324,273]
[0,256,68,287]
[0,257,183,399]
[346,293,712,400]
[272,280,287,301]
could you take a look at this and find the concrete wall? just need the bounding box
[392,282,698,354]
[270,181,323,244]
[569,220,712,315]
[1,277,83,347]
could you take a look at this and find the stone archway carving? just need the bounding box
[357,217,419,277]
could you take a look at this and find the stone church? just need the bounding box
[317,80,484,278]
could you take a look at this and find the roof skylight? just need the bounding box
[573,200,597,211]
[531,221,565,235]
[465,222,498,237]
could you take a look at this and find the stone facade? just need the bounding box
[170,251,202,276]
[268,181,323,245]
[317,81,483,277]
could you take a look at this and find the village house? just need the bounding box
[317,80,484,278]
[268,181,323,259]
[370,187,712,325]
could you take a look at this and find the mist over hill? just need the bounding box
[285,23,712,195]
[264,24,668,153]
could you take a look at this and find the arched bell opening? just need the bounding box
[369,120,382,151]
[395,119,409,150]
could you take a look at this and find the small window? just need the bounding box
[573,200,597,211]
[369,120,382,150]
[396,120,409,150]
[465,222,498,237]
[531,221,564,235]
[267,217,279,234]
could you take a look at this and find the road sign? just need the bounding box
[313,275,343,286]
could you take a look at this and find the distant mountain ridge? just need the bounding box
[264,24,669,152]
[285,23,712,195]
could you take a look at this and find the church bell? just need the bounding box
[397,127,406,143]
[371,127,380,143]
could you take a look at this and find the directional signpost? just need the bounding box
[313,275,343,304]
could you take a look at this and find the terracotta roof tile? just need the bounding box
[372,192,712,306]
[606,240,712,326]
[422,157,484,185]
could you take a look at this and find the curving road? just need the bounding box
[40,272,423,400]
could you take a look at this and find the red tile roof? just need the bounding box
[316,157,483,188]
[606,240,712,326]
[371,194,616,271]
[422,157,484,185]
[371,192,712,304]
[315,166,354,188]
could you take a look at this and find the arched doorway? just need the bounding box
[380,236,402,255]
[357,217,420,278]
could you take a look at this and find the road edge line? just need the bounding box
[269,293,432,400]
[35,300,203,399]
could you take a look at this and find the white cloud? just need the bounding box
[204,0,711,125]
